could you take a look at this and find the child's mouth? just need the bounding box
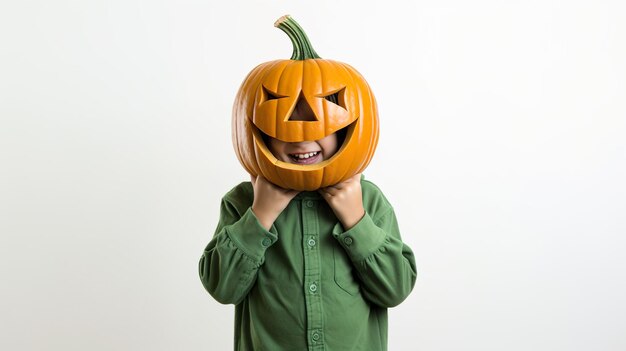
[288,151,321,164]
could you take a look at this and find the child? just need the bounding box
[199,16,417,351]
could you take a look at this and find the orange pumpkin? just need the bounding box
[232,15,379,190]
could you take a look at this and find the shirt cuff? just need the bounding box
[225,208,278,261]
[332,213,387,262]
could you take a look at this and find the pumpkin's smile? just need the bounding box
[248,117,358,177]
[253,121,354,168]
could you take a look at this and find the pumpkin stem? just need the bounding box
[274,15,321,60]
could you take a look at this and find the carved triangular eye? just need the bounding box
[324,93,339,104]
[262,86,286,102]
[321,87,346,109]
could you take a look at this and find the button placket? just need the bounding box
[301,199,324,349]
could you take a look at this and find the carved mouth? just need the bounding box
[251,121,356,170]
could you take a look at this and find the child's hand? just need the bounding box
[251,175,299,230]
[319,174,365,230]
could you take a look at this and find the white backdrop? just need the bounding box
[1,0,625,350]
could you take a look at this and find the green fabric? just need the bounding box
[199,177,417,351]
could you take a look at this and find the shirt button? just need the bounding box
[343,236,353,246]
[309,283,318,293]
[305,200,314,208]
[307,238,316,247]
[312,332,320,341]
[261,238,272,246]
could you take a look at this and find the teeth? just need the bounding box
[293,151,319,159]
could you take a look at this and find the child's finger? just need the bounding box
[325,182,344,190]
[284,188,300,197]
[319,189,333,198]
[320,187,340,196]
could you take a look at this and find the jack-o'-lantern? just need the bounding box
[232,15,379,190]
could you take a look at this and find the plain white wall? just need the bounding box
[1,0,625,350]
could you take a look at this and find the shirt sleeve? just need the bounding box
[199,196,277,305]
[332,208,417,308]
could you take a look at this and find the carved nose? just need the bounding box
[288,93,318,121]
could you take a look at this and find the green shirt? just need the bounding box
[199,178,417,351]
